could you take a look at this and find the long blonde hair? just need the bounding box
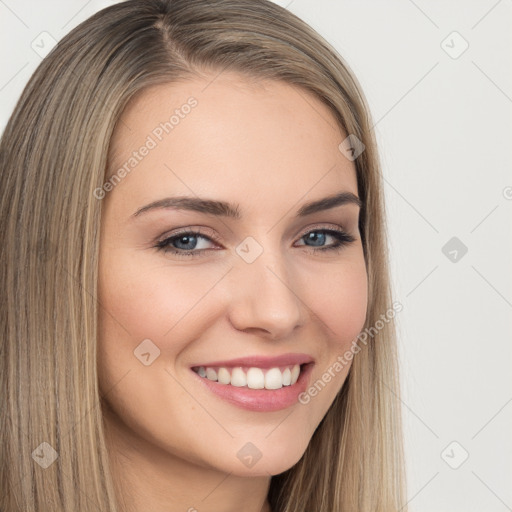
[0,1,407,510]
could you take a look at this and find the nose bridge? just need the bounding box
[226,235,306,338]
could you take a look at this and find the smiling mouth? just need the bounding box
[191,363,310,390]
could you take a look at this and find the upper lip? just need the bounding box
[190,352,315,369]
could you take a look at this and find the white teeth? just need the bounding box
[194,364,303,389]
[247,368,265,389]
[230,367,247,387]
[264,368,283,390]
[217,367,231,385]
[205,367,217,381]
[290,365,300,385]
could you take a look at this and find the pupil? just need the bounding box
[307,232,325,246]
[176,235,196,250]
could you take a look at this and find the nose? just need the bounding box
[226,247,307,340]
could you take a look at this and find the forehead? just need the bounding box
[106,72,358,213]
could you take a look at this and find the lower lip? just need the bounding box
[191,363,314,412]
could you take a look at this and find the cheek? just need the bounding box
[293,257,367,430]
[98,252,221,343]
[308,257,368,345]
[96,250,233,396]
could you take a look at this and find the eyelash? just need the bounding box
[154,226,356,258]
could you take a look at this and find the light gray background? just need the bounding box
[1,1,511,510]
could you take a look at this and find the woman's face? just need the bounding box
[97,72,368,478]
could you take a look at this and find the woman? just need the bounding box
[0,1,407,510]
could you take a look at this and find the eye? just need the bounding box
[154,226,356,258]
[154,229,218,257]
[295,227,356,253]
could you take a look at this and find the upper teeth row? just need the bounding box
[194,364,301,389]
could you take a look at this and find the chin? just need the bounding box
[218,439,309,477]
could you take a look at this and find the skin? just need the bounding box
[97,71,368,512]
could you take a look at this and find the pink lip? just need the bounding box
[191,362,315,412]
[190,352,314,370]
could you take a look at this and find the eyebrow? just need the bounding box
[131,191,362,219]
